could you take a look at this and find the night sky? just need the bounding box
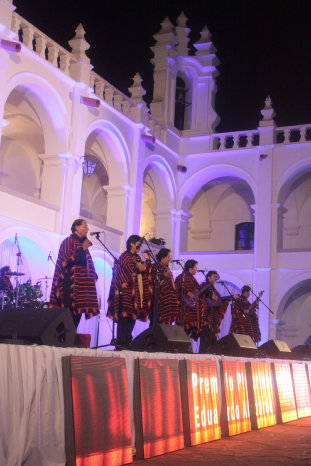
[13,0,311,132]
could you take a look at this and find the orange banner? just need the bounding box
[186,359,221,445]
[250,361,276,428]
[292,363,311,418]
[273,362,297,422]
[221,360,251,436]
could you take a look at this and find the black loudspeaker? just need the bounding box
[130,324,190,353]
[291,345,311,360]
[211,333,258,357]
[0,307,76,347]
[258,339,291,358]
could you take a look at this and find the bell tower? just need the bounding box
[150,13,220,135]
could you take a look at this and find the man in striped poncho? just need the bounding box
[49,219,99,328]
[107,235,153,349]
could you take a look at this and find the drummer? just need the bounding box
[0,266,13,292]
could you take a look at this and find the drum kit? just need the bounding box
[0,272,53,310]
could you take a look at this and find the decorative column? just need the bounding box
[170,208,192,256]
[193,26,219,132]
[258,96,275,145]
[128,73,148,124]
[150,17,177,124]
[105,185,133,236]
[68,24,93,85]
[270,203,287,267]
[0,0,15,33]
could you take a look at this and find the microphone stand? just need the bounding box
[140,237,161,328]
[250,286,273,314]
[15,234,23,309]
[91,232,119,349]
[174,261,186,327]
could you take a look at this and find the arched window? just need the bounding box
[174,75,192,131]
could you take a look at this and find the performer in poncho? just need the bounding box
[199,270,230,353]
[49,219,99,328]
[107,235,153,348]
[151,248,179,325]
[230,285,261,344]
[175,259,204,340]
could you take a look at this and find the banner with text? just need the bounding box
[220,360,251,436]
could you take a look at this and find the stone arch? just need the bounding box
[274,273,311,348]
[275,159,311,249]
[140,155,176,240]
[2,72,69,153]
[179,165,256,251]
[1,73,70,202]
[83,119,131,187]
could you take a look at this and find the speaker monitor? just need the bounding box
[211,333,257,357]
[130,323,190,353]
[290,345,311,360]
[0,307,76,347]
[258,339,291,358]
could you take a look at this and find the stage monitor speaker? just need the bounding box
[0,307,76,347]
[258,339,291,358]
[290,345,311,360]
[130,323,190,353]
[210,333,257,357]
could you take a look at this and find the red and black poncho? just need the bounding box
[152,262,179,324]
[49,234,99,318]
[202,283,230,340]
[107,251,152,322]
[230,295,261,343]
[175,272,204,340]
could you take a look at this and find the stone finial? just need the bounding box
[194,26,215,55]
[176,10,188,28]
[174,11,190,56]
[259,95,275,127]
[68,23,90,63]
[151,16,178,65]
[128,73,146,104]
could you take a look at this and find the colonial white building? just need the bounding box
[0,2,310,349]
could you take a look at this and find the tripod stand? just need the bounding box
[91,232,119,349]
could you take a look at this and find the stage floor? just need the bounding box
[135,417,311,465]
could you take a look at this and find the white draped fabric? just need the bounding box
[0,344,293,466]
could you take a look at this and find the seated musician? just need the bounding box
[230,285,261,344]
[175,259,204,342]
[150,248,179,325]
[0,266,13,291]
[199,270,230,353]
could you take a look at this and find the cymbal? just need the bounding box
[37,276,53,280]
[7,272,25,276]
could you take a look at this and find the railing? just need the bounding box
[275,124,311,145]
[11,13,74,76]
[146,113,166,142]
[90,71,135,118]
[211,130,260,151]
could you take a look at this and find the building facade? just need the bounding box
[0,2,310,348]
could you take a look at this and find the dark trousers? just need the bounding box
[73,313,82,329]
[199,326,217,353]
[117,316,136,349]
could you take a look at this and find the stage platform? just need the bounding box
[0,344,310,465]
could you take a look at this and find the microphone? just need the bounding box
[47,252,52,261]
[90,231,105,236]
[198,270,206,273]
[217,280,225,284]
[15,233,17,244]
[137,234,147,247]
[171,260,181,263]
